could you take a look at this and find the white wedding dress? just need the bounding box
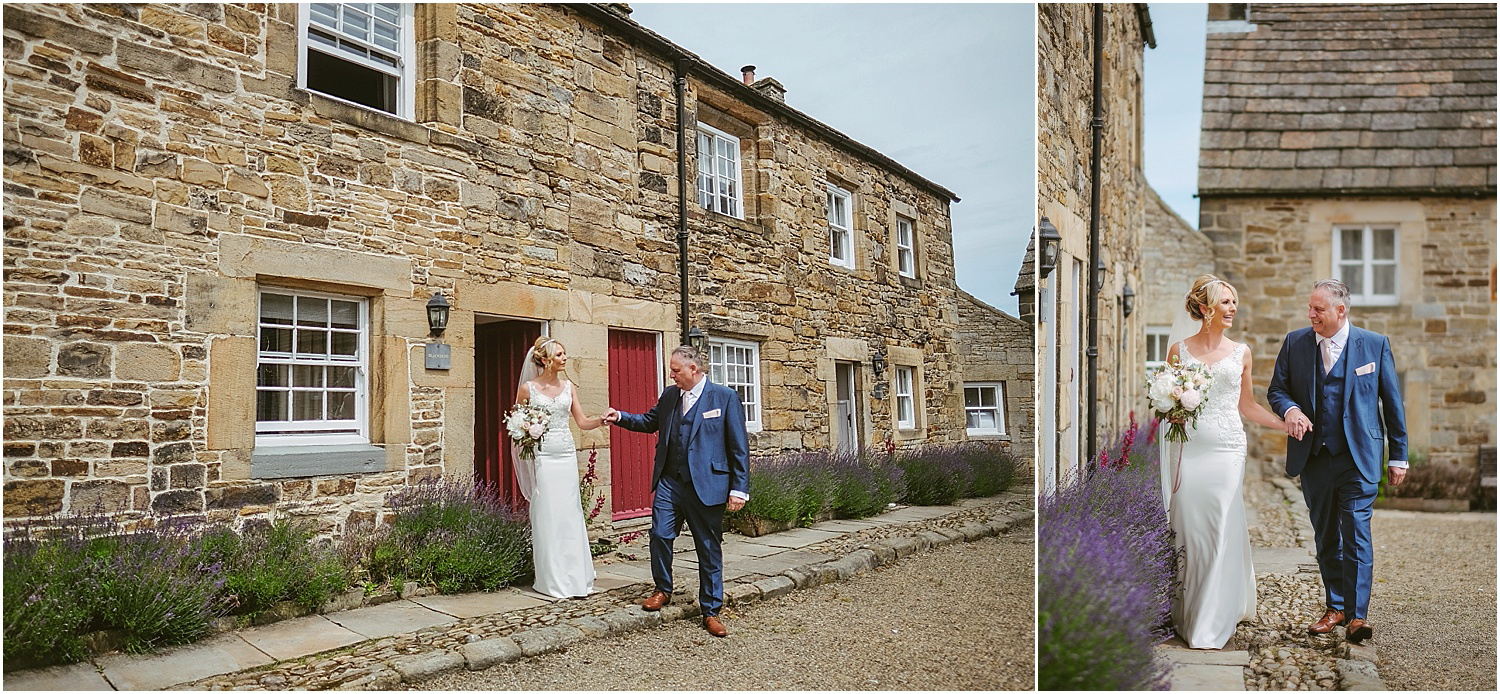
[526,381,596,599]
[1167,342,1257,649]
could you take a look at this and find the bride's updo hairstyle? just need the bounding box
[1185,274,1239,321]
[530,337,564,369]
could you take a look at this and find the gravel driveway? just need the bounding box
[419,523,1034,691]
[1370,510,1496,691]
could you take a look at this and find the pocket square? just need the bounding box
[1355,362,1376,376]
[702,408,721,419]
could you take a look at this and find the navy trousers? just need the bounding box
[649,474,725,616]
[1301,448,1377,619]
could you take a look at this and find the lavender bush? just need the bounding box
[898,445,970,506]
[198,520,353,615]
[955,441,1020,498]
[1039,420,1175,691]
[3,510,229,670]
[346,478,532,594]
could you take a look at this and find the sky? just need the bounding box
[628,3,1035,314]
[1143,3,1208,228]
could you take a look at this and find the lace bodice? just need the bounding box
[527,381,575,441]
[1179,341,1248,448]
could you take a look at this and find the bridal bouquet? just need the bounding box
[1147,356,1213,444]
[506,403,549,459]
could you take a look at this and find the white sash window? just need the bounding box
[895,366,915,430]
[827,184,854,269]
[256,289,369,446]
[1333,225,1399,306]
[299,3,414,118]
[696,124,742,218]
[708,338,761,432]
[895,216,916,278]
[964,383,1006,436]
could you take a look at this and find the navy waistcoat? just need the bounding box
[1315,343,1350,456]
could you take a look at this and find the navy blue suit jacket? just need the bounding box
[614,380,750,507]
[1266,325,1408,484]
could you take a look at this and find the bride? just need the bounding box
[1163,275,1284,649]
[513,337,606,599]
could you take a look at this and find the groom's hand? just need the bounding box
[726,497,746,512]
[602,408,619,423]
[1387,466,1407,486]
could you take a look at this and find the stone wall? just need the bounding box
[955,290,1034,466]
[1036,3,1148,485]
[1139,186,1216,407]
[1,3,962,531]
[1198,194,1497,469]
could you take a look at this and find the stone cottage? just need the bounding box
[1194,2,1497,469]
[2,3,1011,531]
[1035,3,1154,494]
[954,290,1034,467]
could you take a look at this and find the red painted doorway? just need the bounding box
[474,318,543,508]
[608,329,660,521]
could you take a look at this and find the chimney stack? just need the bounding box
[741,65,756,86]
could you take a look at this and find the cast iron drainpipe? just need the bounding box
[1086,5,1104,467]
[674,58,691,341]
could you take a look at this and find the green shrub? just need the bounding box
[960,442,1019,497]
[899,446,967,506]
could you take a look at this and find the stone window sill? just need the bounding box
[898,274,923,289]
[252,443,387,479]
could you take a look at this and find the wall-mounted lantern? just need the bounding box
[1094,256,1107,292]
[426,292,450,335]
[1038,216,1061,279]
[1122,281,1136,317]
[686,326,706,351]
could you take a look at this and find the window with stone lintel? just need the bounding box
[827,184,855,269]
[1333,225,1399,306]
[255,288,370,446]
[696,122,743,219]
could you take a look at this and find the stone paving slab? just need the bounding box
[737,527,842,549]
[808,518,886,532]
[97,633,273,690]
[325,599,458,639]
[721,539,793,557]
[411,590,551,620]
[589,571,645,592]
[238,614,365,662]
[515,586,562,603]
[5,661,113,691]
[597,560,655,582]
[878,505,963,522]
[1170,662,1247,691]
[1162,648,1251,667]
[1253,546,1317,575]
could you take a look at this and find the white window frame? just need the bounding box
[707,337,761,432]
[297,3,415,120]
[964,382,1006,436]
[696,123,742,219]
[255,288,370,447]
[894,365,916,430]
[895,215,916,278]
[1332,225,1399,306]
[827,184,855,269]
[1145,325,1172,375]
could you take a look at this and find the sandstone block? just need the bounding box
[58,341,112,378]
[116,342,180,381]
[206,483,278,509]
[724,582,763,605]
[151,489,203,514]
[4,336,51,378]
[180,158,223,187]
[80,187,152,224]
[462,637,522,670]
[71,479,132,512]
[4,479,65,515]
[567,615,609,638]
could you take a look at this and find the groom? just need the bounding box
[603,345,750,637]
[1267,279,1407,643]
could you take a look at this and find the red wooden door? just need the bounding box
[474,319,542,507]
[608,329,660,520]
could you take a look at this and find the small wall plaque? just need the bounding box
[425,343,451,370]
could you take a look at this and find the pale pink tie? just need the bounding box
[1321,338,1335,375]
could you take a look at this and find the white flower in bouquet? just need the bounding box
[506,402,550,459]
[1145,356,1213,444]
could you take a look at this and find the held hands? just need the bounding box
[601,408,619,425]
[1283,410,1312,441]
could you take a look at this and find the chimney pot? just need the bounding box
[740,65,756,85]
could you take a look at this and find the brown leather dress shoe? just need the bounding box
[703,616,727,637]
[1308,609,1345,635]
[1345,618,1373,643]
[641,590,670,611]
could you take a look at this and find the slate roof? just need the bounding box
[1198,3,1496,196]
